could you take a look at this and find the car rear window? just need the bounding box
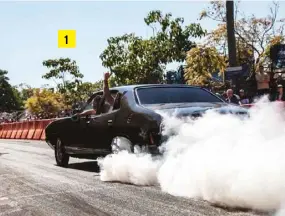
[136,87,223,104]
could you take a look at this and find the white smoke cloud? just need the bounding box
[97,100,285,211]
[98,151,161,186]
[275,207,285,216]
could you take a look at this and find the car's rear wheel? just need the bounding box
[111,136,150,154]
[55,138,69,167]
[111,136,134,154]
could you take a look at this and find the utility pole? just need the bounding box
[226,0,237,67]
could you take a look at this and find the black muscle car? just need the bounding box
[45,84,248,167]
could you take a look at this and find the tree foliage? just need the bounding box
[0,70,22,112]
[185,46,226,86]
[101,34,163,85]
[42,58,84,105]
[42,58,83,92]
[17,83,34,102]
[25,89,65,118]
[144,10,206,62]
[100,10,206,85]
[42,58,83,89]
[71,81,103,102]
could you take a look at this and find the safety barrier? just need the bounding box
[241,101,285,109]
[1,101,284,140]
[0,119,54,141]
[241,104,254,108]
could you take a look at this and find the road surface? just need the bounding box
[0,139,271,216]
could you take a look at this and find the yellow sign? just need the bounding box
[58,30,76,48]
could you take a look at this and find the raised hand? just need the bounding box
[104,72,110,81]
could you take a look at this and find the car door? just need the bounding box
[58,117,82,148]
[63,101,94,153]
[84,112,116,152]
[85,92,122,152]
[75,93,103,153]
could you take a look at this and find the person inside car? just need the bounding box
[72,95,101,121]
[73,72,115,119]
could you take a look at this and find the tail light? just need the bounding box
[149,133,154,145]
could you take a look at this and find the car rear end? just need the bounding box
[133,85,249,154]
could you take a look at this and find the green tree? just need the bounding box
[17,83,34,102]
[42,58,84,105]
[264,35,285,57]
[0,70,22,112]
[71,81,103,102]
[100,34,164,85]
[184,46,226,86]
[100,10,206,85]
[25,88,65,118]
[206,23,254,66]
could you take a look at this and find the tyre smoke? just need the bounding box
[97,99,285,211]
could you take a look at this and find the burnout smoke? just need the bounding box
[98,99,285,211]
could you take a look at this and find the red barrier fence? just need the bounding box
[27,121,36,140]
[241,101,285,109]
[0,119,54,141]
[1,102,284,141]
[240,104,254,108]
[21,121,30,139]
[10,123,20,139]
[0,125,3,138]
[41,119,53,140]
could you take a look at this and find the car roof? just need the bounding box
[87,84,219,105]
[89,84,203,100]
[110,84,201,92]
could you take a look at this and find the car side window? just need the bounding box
[84,102,93,111]
[83,92,103,112]
[112,92,124,111]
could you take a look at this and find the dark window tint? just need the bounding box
[84,102,93,111]
[136,87,222,104]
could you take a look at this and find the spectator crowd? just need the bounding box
[0,110,72,124]
[218,65,285,105]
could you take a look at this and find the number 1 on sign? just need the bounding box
[64,35,68,44]
[58,30,76,48]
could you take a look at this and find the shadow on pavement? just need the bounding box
[211,203,271,215]
[0,153,8,156]
[68,161,100,173]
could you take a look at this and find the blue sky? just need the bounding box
[0,1,284,87]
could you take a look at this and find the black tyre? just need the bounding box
[55,138,69,167]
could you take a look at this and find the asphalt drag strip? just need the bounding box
[0,139,272,216]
